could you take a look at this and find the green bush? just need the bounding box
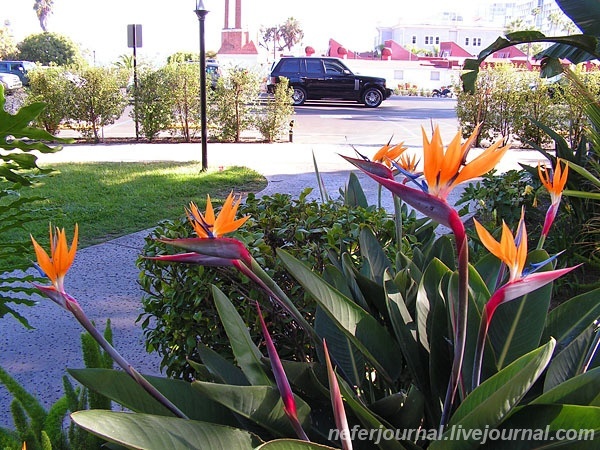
[25,66,74,134]
[254,77,294,142]
[137,189,432,380]
[67,67,129,143]
[207,66,261,142]
[132,67,174,140]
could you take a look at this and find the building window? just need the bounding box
[473,37,482,46]
[465,37,470,46]
[425,36,435,45]
[412,35,416,44]
[435,36,440,44]
[431,71,440,81]
[394,70,404,80]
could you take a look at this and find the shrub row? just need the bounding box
[21,63,293,143]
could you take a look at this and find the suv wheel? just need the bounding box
[292,86,307,106]
[362,87,383,107]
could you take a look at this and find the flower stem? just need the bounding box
[440,210,469,429]
[67,301,189,419]
[393,195,403,249]
[235,258,321,346]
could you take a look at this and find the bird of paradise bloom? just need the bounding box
[538,158,569,246]
[31,224,79,310]
[158,192,253,267]
[472,212,580,389]
[372,139,407,168]
[186,191,250,238]
[31,224,190,418]
[342,124,510,428]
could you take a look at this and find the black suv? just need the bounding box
[267,57,392,107]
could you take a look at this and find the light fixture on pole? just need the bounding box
[194,0,209,171]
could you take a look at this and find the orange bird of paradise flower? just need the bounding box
[186,192,249,239]
[538,158,568,239]
[422,124,510,200]
[472,211,579,389]
[31,224,79,309]
[372,140,407,168]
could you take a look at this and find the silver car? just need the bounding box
[0,72,23,93]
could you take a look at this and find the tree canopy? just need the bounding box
[17,32,82,66]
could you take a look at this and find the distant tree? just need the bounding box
[33,0,54,32]
[279,17,304,52]
[0,26,17,59]
[17,32,82,65]
[259,17,304,57]
[114,54,135,70]
[167,51,197,64]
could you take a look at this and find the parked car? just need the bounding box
[0,60,37,85]
[0,72,23,93]
[206,59,221,89]
[266,56,393,107]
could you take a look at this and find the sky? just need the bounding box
[3,0,480,66]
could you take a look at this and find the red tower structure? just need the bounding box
[218,0,258,55]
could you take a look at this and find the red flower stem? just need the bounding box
[234,258,321,346]
[67,301,189,419]
[440,210,468,429]
[472,307,492,390]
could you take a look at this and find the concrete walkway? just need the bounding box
[0,141,545,428]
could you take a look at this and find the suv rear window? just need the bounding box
[277,58,300,72]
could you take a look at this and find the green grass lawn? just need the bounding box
[4,161,266,249]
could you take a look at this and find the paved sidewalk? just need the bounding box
[0,141,545,428]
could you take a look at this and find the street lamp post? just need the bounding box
[194,0,209,171]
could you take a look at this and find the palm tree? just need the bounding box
[33,0,54,32]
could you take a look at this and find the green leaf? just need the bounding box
[211,285,272,386]
[480,404,600,449]
[334,374,410,450]
[192,381,311,438]
[314,306,365,389]
[385,273,434,424]
[197,342,250,386]
[487,250,554,370]
[359,227,393,285]
[430,340,555,450]
[543,326,596,392]
[71,410,263,450]
[68,368,236,425]
[534,367,600,406]
[542,287,600,352]
[344,172,368,208]
[256,439,338,449]
[554,0,600,36]
[278,249,403,383]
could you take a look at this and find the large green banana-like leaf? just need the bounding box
[486,250,555,371]
[192,381,311,438]
[542,287,600,351]
[334,373,411,450]
[278,249,402,383]
[534,366,600,406]
[429,340,555,450]
[543,326,596,392]
[211,285,272,386]
[196,343,250,386]
[68,368,236,425]
[478,404,600,449]
[71,410,263,450]
[556,0,600,36]
[256,439,338,449]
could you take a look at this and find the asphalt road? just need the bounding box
[98,95,459,147]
